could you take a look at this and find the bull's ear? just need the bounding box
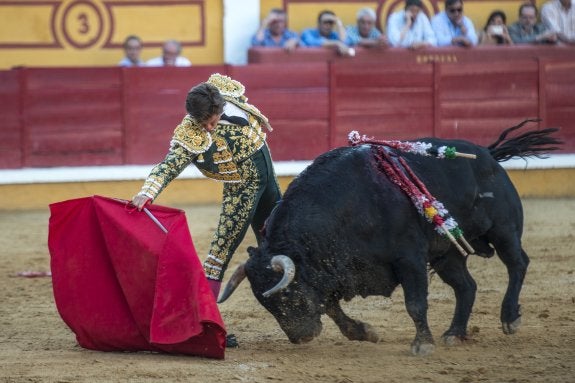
[247,246,258,257]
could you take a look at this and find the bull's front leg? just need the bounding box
[394,255,435,356]
[325,300,379,343]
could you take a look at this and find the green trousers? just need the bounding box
[203,144,281,281]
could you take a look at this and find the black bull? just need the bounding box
[219,122,561,355]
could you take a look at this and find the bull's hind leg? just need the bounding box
[430,252,477,345]
[393,255,435,356]
[325,300,379,343]
[492,238,529,334]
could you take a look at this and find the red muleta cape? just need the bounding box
[48,195,226,359]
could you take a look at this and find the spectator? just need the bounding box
[345,7,389,47]
[146,39,192,67]
[508,3,558,44]
[386,0,436,49]
[251,8,299,51]
[118,35,144,67]
[478,10,513,45]
[431,0,478,47]
[300,10,355,56]
[541,0,575,45]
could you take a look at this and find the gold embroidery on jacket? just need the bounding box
[138,144,195,200]
[198,169,241,182]
[213,149,232,164]
[171,116,212,154]
[203,156,260,280]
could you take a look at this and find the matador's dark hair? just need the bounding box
[185,83,225,122]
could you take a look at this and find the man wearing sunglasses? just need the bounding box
[300,10,355,56]
[431,0,478,46]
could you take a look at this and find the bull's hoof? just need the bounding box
[362,323,380,343]
[411,342,435,356]
[343,322,380,343]
[502,316,521,335]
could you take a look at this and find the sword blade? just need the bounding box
[143,207,168,234]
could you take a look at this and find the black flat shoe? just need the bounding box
[226,334,239,348]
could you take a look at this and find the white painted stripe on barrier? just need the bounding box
[0,155,573,185]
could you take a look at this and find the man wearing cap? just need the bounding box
[431,0,478,46]
[387,0,437,48]
[300,10,355,56]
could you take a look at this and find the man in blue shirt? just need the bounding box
[387,0,437,48]
[251,8,299,51]
[300,10,355,56]
[431,0,478,47]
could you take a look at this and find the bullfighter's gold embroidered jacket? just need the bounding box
[138,74,271,200]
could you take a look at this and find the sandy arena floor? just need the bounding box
[0,198,574,383]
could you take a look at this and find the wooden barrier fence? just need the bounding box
[0,45,574,169]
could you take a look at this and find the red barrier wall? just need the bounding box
[122,65,227,164]
[229,63,330,160]
[1,46,574,169]
[0,70,21,168]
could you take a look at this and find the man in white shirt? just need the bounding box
[541,0,575,45]
[387,0,437,48]
[146,40,192,67]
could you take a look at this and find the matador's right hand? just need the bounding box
[131,194,151,211]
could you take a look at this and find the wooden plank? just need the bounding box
[542,60,575,153]
[248,46,575,65]
[437,60,542,141]
[247,89,328,120]
[22,68,124,167]
[440,99,538,118]
[123,65,226,164]
[266,120,329,160]
[332,61,434,147]
[0,70,22,168]
[230,63,331,159]
[438,118,543,146]
[229,63,329,89]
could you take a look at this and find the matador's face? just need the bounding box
[202,113,220,132]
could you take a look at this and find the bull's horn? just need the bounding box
[217,262,246,303]
[262,255,296,298]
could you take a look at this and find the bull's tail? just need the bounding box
[487,119,562,162]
